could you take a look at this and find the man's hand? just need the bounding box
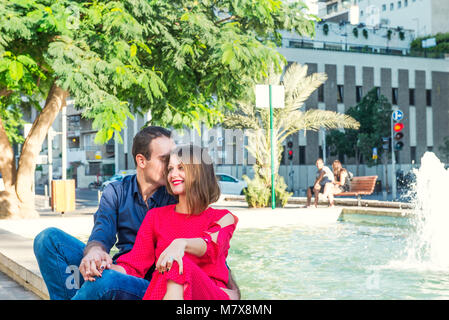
[79,244,113,282]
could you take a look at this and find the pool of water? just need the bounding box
[227,215,449,300]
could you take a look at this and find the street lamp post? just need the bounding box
[255,84,285,209]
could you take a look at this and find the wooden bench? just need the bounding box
[334,175,378,206]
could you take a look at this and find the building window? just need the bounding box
[337,85,344,103]
[382,4,387,11]
[397,1,402,8]
[426,89,432,106]
[410,147,416,163]
[392,88,398,105]
[390,3,394,10]
[360,10,364,16]
[318,85,324,102]
[356,86,362,103]
[299,146,306,165]
[87,162,101,176]
[409,89,415,105]
[404,0,408,6]
[69,137,80,149]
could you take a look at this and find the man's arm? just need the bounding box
[79,185,119,281]
[314,170,325,186]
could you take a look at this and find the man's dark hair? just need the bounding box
[132,126,171,166]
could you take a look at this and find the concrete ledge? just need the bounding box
[341,206,413,218]
[223,195,414,210]
[0,229,48,300]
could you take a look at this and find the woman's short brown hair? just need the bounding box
[165,144,220,215]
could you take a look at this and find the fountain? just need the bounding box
[392,152,449,271]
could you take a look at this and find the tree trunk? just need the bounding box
[0,83,69,219]
[0,116,21,218]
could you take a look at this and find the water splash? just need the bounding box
[392,152,449,271]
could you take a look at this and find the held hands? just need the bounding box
[156,239,187,275]
[79,245,113,282]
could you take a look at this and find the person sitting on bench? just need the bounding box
[306,158,334,208]
[324,160,350,208]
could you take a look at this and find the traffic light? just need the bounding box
[393,122,404,151]
[287,141,293,161]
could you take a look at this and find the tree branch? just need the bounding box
[215,15,240,25]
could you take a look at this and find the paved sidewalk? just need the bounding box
[0,270,39,300]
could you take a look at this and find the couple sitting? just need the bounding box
[306,158,350,208]
[33,126,240,300]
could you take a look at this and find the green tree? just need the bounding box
[438,136,449,164]
[224,63,360,208]
[410,32,449,58]
[326,88,392,174]
[0,0,317,218]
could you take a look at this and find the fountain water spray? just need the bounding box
[402,152,449,270]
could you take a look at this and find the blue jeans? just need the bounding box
[33,227,149,300]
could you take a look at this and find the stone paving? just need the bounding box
[0,270,39,300]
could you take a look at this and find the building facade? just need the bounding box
[317,0,449,37]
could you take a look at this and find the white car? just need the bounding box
[216,173,247,195]
[100,170,136,191]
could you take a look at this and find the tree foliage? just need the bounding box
[0,0,317,144]
[326,88,392,167]
[410,32,449,58]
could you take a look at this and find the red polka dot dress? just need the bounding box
[116,204,238,300]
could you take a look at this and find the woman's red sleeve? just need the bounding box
[200,210,238,264]
[116,210,156,278]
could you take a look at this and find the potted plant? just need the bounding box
[362,29,368,39]
[323,23,329,35]
[387,29,392,40]
[353,27,359,38]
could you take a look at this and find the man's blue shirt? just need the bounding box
[88,174,177,261]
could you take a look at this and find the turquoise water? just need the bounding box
[227,215,449,300]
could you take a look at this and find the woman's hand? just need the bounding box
[156,239,187,274]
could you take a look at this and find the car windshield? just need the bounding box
[110,175,122,181]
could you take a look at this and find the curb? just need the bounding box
[0,252,48,300]
[223,195,414,210]
[0,229,49,300]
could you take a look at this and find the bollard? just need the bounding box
[44,184,50,209]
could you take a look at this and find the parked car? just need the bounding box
[216,173,247,195]
[100,170,136,191]
[0,173,4,191]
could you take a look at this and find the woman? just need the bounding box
[324,160,350,207]
[109,144,238,300]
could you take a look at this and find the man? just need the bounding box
[306,158,334,208]
[34,126,240,300]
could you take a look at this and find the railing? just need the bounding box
[283,38,446,59]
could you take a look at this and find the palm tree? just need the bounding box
[224,63,360,207]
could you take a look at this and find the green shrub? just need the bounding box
[242,174,292,208]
